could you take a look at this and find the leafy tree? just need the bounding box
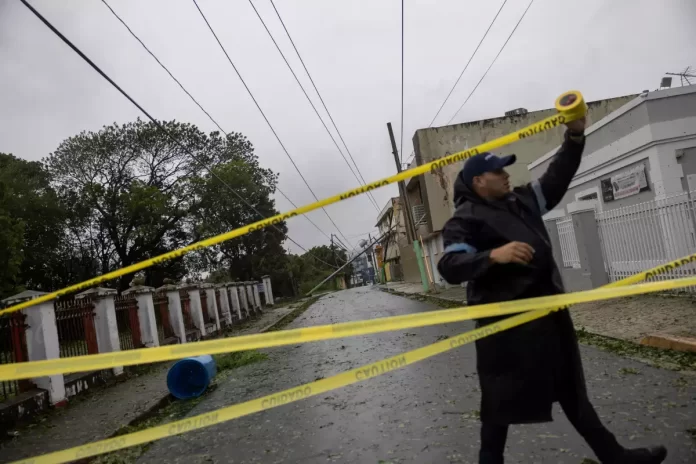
[0,153,66,298]
[44,119,275,290]
[191,145,287,283]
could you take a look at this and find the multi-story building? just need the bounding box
[400,93,637,286]
[529,85,696,291]
[375,197,414,282]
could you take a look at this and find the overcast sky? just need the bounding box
[1,0,694,255]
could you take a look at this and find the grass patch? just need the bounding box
[576,329,696,371]
[213,350,268,375]
[266,296,321,333]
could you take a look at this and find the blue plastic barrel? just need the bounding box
[167,355,217,400]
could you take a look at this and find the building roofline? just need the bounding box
[528,85,696,171]
[418,93,638,135]
[375,197,400,226]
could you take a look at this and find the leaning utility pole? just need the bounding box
[386,122,430,292]
[307,227,393,295]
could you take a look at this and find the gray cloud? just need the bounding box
[1,0,694,253]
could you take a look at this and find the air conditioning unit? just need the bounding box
[412,204,427,226]
[505,108,528,117]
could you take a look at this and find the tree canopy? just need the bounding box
[0,119,350,300]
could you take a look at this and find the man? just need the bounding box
[437,118,667,464]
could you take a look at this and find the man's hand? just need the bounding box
[490,241,535,265]
[565,116,586,134]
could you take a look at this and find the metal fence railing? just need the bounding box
[179,290,195,331]
[114,294,142,350]
[597,191,696,287]
[55,298,99,358]
[0,312,32,402]
[200,290,213,325]
[556,217,581,268]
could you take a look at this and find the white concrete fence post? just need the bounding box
[227,283,242,321]
[262,275,274,306]
[122,285,159,348]
[200,283,220,332]
[179,284,206,338]
[245,282,256,314]
[2,291,67,406]
[215,283,232,326]
[237,282,250,317]
[253,281,262,312]
[76,287,122,376]
[160,284,186,344]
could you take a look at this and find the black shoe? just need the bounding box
[479,451,504,464]
[616,446,667,464]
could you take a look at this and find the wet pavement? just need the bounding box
[140,287,696,464]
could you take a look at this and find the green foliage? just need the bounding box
[0,153,65,298]
[40,119,282,291]
[1,119,294,297]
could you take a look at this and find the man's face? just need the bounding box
[473,168,510,199]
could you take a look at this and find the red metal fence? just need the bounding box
[0,312,32,402]
[55,298,99,358]
[200,290,213,325]
[114,294,142,350]
[179,290,195,331]
[153,291,176,344]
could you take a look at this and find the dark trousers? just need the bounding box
[479,392,622,464]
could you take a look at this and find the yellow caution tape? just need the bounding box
[13,248,683,464]
[2,251,695,383]
[0,91,587,316]
[13,309,556,464]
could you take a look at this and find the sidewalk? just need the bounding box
[0,304,298,462]
[380,281,468,304]
[379,281,696,350]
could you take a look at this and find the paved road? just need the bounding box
[140,288,696,463]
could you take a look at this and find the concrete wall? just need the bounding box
[412,95,636,232]
[530,86,696,216]
[678,147,696,192]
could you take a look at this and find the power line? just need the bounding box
[399,0,404,164]
[98,0,338,268]
[245,0,379,212]
[427,0,509,127]
[268,0,383,211]
[401,0,509,164]
[191,0,354,250]
[446,0,535,125]
[19,0,340,276]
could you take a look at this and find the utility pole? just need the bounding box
[330,234,336,289]
[387,122,430,293]
[307,227,393,295]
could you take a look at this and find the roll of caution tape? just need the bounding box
[0,91,587,316]
[555,90,587,119]
[13,252,686,464]
[2,252,695,383]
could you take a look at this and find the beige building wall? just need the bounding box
[411,94,637,233]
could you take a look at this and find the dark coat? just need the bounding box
[437,130,588,425]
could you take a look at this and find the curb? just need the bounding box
[640,334,696,353]
[378,286,465,308]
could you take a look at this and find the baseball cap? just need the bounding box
[461,152,516,185]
